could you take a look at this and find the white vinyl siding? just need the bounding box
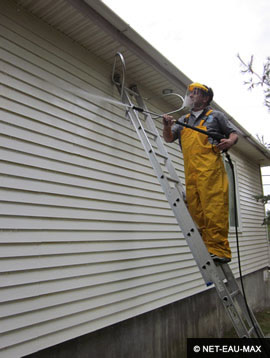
[0,2,268,357]
[233,156,269,269]
[226,153,269,272]
[0,3,199,357]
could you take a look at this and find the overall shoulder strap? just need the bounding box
[200,109,213,125]
[184,113,191,123]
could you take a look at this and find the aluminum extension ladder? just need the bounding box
[111,53,264,339]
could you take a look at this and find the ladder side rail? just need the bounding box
[144,109,186,199]
[205,266,252,337]
[122,91,180,207]
[220,264,265,338]
[144,110,187,212]
[218,295,252,338]
[134,89,188,216]
[135,90,183,187]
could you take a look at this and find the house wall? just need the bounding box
[24,268,270,358]
[0,1,269,357]
[225,151,270,271]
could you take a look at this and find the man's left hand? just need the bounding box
[216,138,234,151]
[217,132,238,151]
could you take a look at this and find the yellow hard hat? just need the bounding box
[188,83,209,93]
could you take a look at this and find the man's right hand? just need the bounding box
[162,115,175,142]
[163,114,174,127]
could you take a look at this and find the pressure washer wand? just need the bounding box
[174,120,226,142]
[131,105,164,118]
[131,105,226,142]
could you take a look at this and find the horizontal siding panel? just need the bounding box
[0,287,204,358]
[241,212,266,220]
[0,217,179,232]
[0,174,167,207]
[1,106,180,181]
[0,190,172,217]
[234,252,269,269]
[238,244,269,256]
[0,253,187,287]
[0,276,204,352]
[0,149,161,196]
[0,14,117,94]
[0,102,143,160]
[229,253,269,276]
[0,23,111,93]
[236,236,268,245]
[0,238,184,258]
[239,191,263,204]
[0,81,139,151]
[0,108,147,173]
[1,80,182,177]
[0,273,202,335]
[241,220,265,228]
[240,203,265,213]
[0,22,186,168]
[0,212,176,230]
[0,134,159,190]
[0,246,187,272]
[1,62,184,176]
[0,10,117,92]
[0,218,177,232]
[0,228,182,243]
[0,264,198,310]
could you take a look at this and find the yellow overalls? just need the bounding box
[181,111,231,259]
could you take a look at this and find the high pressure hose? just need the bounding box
[225,153,256,331]
[131,92,186,118]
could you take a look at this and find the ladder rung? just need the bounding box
[248,326,255,336]
[144,128,158,137]
[155,151,168,160]
[230,289,240,299]
[166,176,179,184]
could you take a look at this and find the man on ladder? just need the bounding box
[113,52,265,337]
[163,83,238,264]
